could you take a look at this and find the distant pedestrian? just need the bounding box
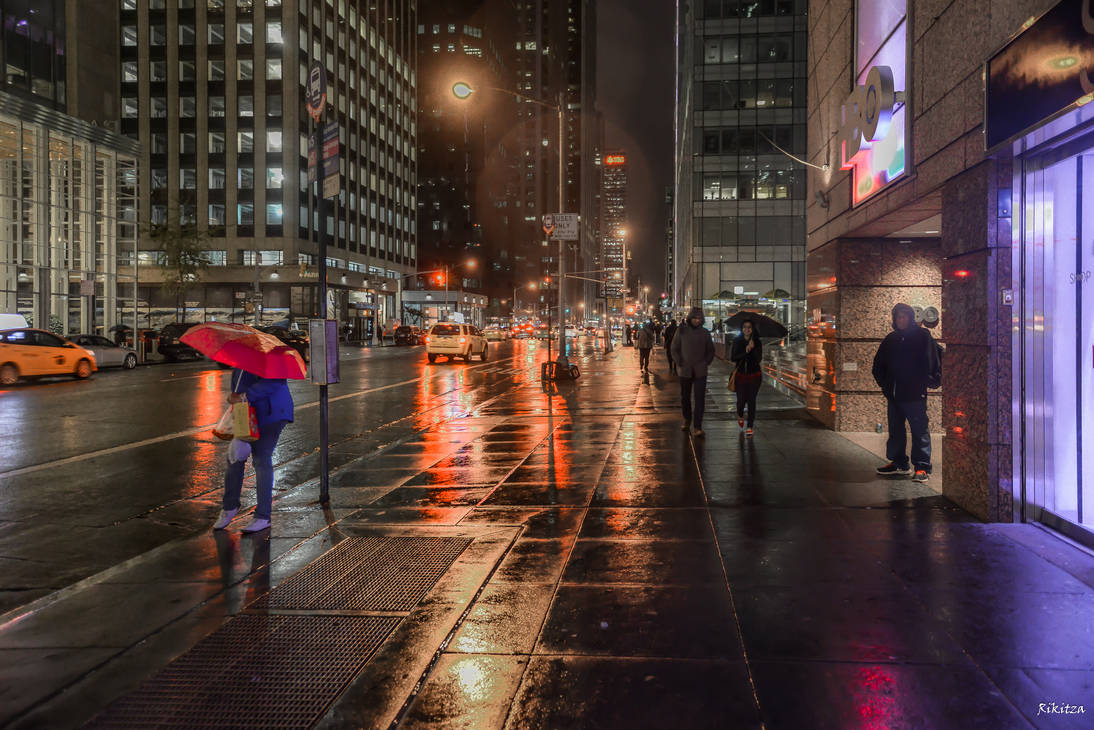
[214,367,295,533]
[663,318,678,374]
[872,303,941,483]
[624,322,633,346]
[636,321,654,373]
[670,307,715,437]
[730,319,763,437]
[654,322,663,346]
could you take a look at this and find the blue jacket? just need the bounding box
[231,369,294,426]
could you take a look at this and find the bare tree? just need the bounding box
[144,201,218,322]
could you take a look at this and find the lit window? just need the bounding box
[208,60,225,80]
[179,61,196,81]
[266,167,283,188]
[209,132,225,152]
[238,96,254,117]
[265,58,282,79]
[180,169,197,189]
[180,97,196,117]
[238,167,254,188]
[209,96,225,117]
[238,131,254,152]
[208,24,224,44]
[122,98,138,118]
[209,168,226,188]
[268,95,282,116]
[122,0,137,9]
[237,22,253,44]
[150,62,167,81]
[266,131,282,152]
[151,98,167,118]
[237,59,253,79]
[150,25,166,45]
[266,21,282,44]
[180,132,196,154]
[266,204,283,224]
[238,203,254,225]
[122,26,137,46]
[122,62,138,83]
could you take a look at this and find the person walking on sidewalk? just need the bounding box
[671,307,715,437]
[636,321,654,373]
[730,319,763,437]
[663,318,678,374]
[214,367,295,533]
[872,302,941,483]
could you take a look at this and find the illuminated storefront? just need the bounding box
[0,93,140,335]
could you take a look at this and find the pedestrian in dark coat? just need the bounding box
[663,319,678,374]
[670,307,715,436]
[214,368,295,533]
[872,302,941,482]
[636,321,654,373]
[730,320,763,436]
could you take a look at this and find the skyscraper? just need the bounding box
[600,150,625,306]
[515,0,597,316]
[416,0,519,308]
[674,0,808,328]
[121,0,418,336]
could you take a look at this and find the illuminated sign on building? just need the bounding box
[985,0,1094,149]
[604,155,626,166]
[841,0,908,206]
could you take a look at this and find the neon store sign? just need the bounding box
[840,0,909,206]
[604,155,626,166]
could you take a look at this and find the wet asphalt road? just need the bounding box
[0,339,558,613]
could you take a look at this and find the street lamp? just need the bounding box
[454,81,570,370]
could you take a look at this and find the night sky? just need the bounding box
[597,0,676,294]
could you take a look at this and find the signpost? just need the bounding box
[307,60,333,504]
[546,213,578,241]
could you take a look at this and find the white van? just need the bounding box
[0,314,28,330]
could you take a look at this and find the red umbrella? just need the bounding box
[181,322,307,379]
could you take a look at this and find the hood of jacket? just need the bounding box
[891,303,917,331]
[686,307,705,328]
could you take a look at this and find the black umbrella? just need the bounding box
[108,324,132,332]
[725,311,788,339]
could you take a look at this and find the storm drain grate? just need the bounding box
[252,536,472,612]
[87,614,399,730]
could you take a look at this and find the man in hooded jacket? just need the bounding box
[671,307,715,436]
[872,303,941,482]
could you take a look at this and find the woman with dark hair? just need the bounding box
[730,319,763,437]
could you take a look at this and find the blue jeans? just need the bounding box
[680,376,707,428]
[886,399,931,472]
[223,420,287,520]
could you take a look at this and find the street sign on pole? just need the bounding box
[321,120,339,199]
[541,214,555,237]
[307,132,318,183]
[305,61,327,122]
[548,213,578,240]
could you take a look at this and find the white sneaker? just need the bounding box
[242,517,271,534]
[213,509,238,530]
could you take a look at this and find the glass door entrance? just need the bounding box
[1020,138,1094,533]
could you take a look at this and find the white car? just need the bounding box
[426,323,488,362]
[483,327,508,342]
[68,334,139,369]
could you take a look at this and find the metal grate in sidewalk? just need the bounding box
[87,614,398,729]
[250,536,472,612]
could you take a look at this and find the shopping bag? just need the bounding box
[232,399,260,442]
[727,368,738,392]
[212,407,234,440]
[227,438,252,464]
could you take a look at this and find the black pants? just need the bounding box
[735,376,761,427]
[680,376,707,428]
[665,348,675,372]
[639,347,651,370]
[886,398,931,472]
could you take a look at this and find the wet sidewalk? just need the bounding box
[3,345,1094,728]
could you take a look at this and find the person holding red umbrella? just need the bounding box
[180,322,303,533]
[212,367,294,533]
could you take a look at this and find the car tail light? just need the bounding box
[459,337,467,343]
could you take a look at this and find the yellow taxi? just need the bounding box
[0,328,97,385]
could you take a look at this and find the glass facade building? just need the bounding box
[674,0,807,328]
[0,0,67,109]
[0,93,140,334]
[120,0,417,333]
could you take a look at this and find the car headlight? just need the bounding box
[83,349,96,358]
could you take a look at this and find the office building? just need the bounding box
[515,0,598,317]
[673,0,808,328]
[416,0,519,310]
[599,149,625,305]
[121,0,417,338]
[0,0,140,336]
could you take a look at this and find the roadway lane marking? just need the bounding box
[0,358,503,480]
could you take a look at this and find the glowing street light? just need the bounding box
[452,81,474,100]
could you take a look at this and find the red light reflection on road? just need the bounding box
[853,666,896,729]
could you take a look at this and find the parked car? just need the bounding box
[425,323,488,363]
[483,326,508,342]
[394,326,426,346]
[0,328,97,385]
[259,326,310,362]
[68,334,138,369]
[157,322,202,362]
